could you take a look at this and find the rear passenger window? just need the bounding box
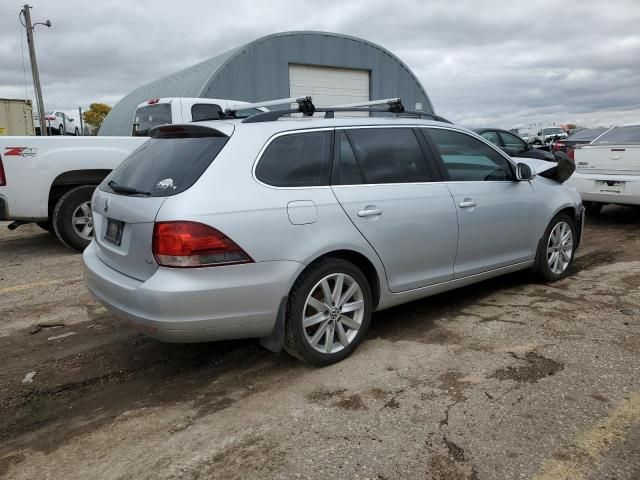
[338,128,431,184]
[191,104,222,121]
[256,131,332,187]
[428,128,514,182]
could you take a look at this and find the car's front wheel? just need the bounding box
[535,213,576,281]
[284,258,372,366]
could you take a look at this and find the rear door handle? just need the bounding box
[459,199,477,208]
[357,207,383,217]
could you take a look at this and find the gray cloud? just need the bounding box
[1,0,638,128]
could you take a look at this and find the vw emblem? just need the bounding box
[104,198,110,213]
[610,154,622,160]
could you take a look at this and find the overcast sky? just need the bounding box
[1,0,639,129]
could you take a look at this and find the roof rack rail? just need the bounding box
[225,96,314,116]
[242,97,452,124]
[323,98,404,113]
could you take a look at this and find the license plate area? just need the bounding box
[596,180,624,195]
[104,219,124,246]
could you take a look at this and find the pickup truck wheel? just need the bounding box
[52,185,95,251]
[36,221,54,234]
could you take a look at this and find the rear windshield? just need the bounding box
[133,104,172,136]
[101,133,228,197]
[566,128,607,141]
[592,125,640,145]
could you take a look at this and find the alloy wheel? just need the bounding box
[72,201,94,240]
[302,273,365,354]
[547,221,573,275]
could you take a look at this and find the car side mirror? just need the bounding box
[516,163,535,181]
[69,118,75,122]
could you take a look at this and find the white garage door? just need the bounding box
[289,64,370,113]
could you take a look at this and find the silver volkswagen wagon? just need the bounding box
[84,102,583,365]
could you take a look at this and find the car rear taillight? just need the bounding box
[148,98,159,105]
[553,142,564,151]
[0,155,6,186]
[152,221,252,268]
[568,149,575,162]
[45,115,56,121]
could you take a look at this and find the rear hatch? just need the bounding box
[92,124,233,281]
[576,125,640,174]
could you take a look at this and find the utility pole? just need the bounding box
[78,106,84,135]
[21,5,50,136]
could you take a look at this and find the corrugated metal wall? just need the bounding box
[99,31,433,136]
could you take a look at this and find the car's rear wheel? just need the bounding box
[52,185,95,251]
[535,213,576,281]
[74,127,80,136]
[284,258,372,366]
[58,125,65,136]
[584,201,603,215]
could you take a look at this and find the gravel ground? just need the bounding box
[0,206,639,480]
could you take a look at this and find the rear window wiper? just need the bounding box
[108,181,151,196]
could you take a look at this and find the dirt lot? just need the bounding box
[1,207,639,480]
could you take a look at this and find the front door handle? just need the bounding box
[358,207,383,217]
[459,199,477,208]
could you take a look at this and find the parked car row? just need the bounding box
[34,110,80,136]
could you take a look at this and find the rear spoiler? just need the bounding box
[148,124,229,138]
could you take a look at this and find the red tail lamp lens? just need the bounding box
[152,221,252,267]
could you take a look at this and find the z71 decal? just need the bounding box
[3,147,37,157]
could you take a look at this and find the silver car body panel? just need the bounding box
[84,116,582,343]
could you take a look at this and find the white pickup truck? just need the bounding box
[567,123,640,214]
[0,97,259,250]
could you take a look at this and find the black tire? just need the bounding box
[58,125,64,136]
[74,127,80,136]
[284,257,372,366]
[52,185,95,251]
[36,221,54,234]
[534,213,577,282]
[584,201,603,215]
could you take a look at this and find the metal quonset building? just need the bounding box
[99,31,433,136]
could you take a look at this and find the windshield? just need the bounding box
[542,128,564,135]
[133,104,172,136]
[101,132,229,197]
[592,125,640,145]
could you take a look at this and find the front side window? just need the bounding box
[428,128,514,182]
[338,128,431,184]
[255,131,332,187]
[499,131,527,151]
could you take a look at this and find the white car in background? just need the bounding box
[34,110,80,136]
[567,123,640,213]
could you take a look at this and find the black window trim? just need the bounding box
[330,125,443,186]
[421,126,518,183]
[252,127,335,190]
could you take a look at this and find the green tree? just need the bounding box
[82,103,111,132]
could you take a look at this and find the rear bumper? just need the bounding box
[567,172,640,205]
[83,241,303,343]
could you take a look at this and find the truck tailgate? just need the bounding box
[575,145,640,174]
